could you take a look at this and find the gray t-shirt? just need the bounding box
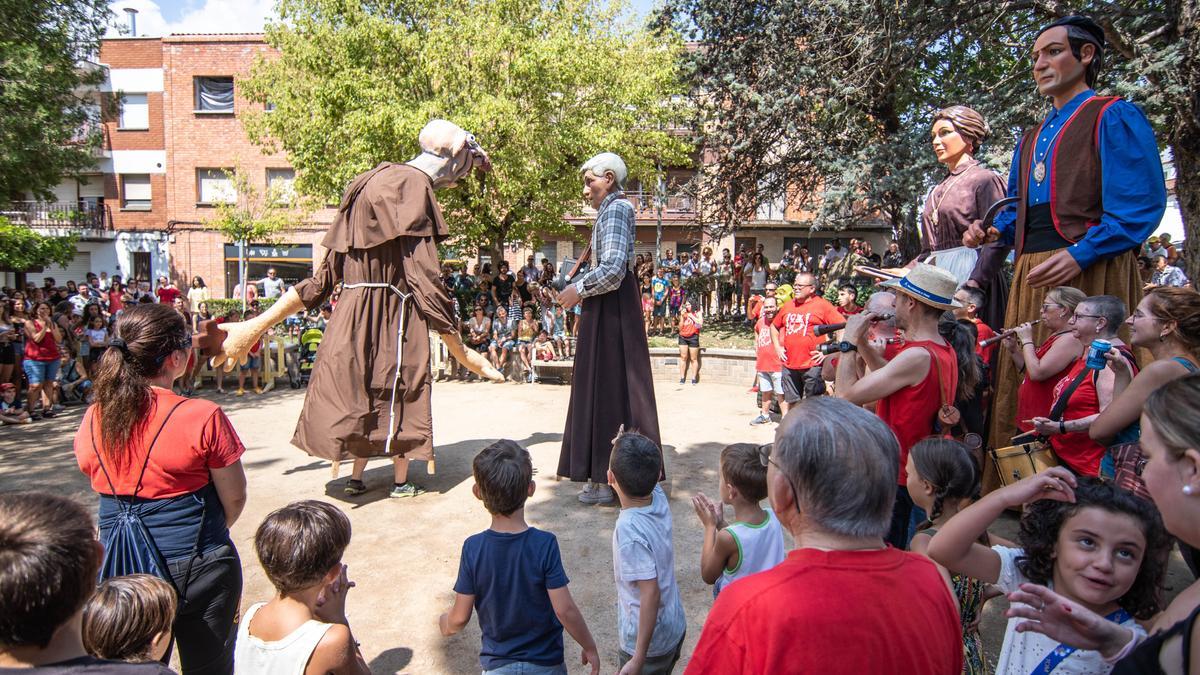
[261,277,286,299]
[612,484,686,657]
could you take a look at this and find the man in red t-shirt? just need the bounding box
[770,273,841,415]
[751,296,782,425]
[952,286,997,365]
[835,264,961,549]
[685,397,962,675]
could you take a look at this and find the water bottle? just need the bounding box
[1086,339,1112,370]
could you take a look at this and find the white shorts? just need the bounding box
[757,371,784,394]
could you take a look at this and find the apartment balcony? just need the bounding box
[68,121,111,158]
[625,191,695,216]
[1,201,113,232]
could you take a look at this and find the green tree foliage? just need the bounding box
[0,217,78,272]
[664,0,1198,272]
[0,0,109,202]
[240,0,691,258]
[207,168,303,307]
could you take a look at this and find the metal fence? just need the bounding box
[0,201,112,230]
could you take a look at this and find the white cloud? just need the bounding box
[107,0,278,37]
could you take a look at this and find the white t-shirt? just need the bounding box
[992,545,1145,674]
[612,485,686,658]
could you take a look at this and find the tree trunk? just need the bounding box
[1177,0,1200,281]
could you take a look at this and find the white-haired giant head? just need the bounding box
[580,152,627,189]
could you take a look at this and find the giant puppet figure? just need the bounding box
[964,16,1167,451]
[208,120,502,496]
[556,153,662,506]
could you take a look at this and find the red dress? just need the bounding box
[1014,332,1073,434]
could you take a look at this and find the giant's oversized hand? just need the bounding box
[442,331,503,382]
[206,287,305,372]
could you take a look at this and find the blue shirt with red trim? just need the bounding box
[993,89,1166,270]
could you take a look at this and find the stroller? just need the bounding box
[288,326,324,388]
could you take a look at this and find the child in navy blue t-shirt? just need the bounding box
[440,440,600,674]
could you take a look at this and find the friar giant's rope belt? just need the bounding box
[341,282,432,473]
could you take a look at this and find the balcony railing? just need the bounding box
[1,201,113,231]
[625,190,695,214]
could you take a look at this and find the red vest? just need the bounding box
[1015,96,1120,256]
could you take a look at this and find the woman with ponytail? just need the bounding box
[73,303,248,674]
[907,437,997,675]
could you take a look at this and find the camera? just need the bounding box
[817,340,856,355]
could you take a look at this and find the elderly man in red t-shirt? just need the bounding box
[835,263,962,549]
[770,272,842,415]
[686,397,962,675]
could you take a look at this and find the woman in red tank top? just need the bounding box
[1029,296,1136,476]
[1006,287,1085,433]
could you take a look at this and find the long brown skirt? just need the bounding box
[558,272,662,483]
[985,248,1142,491]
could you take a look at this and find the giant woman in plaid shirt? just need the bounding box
[557,153,663,505]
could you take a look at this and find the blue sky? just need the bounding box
[108,0,661,37]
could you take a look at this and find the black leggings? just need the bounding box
[166,543,242,675]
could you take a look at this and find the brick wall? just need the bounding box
[648,347,757,385]
[98,37,162,68]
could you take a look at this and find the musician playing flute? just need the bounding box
[964,16,1167,450]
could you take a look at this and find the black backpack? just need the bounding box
[89,399,187,585]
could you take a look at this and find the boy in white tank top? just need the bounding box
[691,443,787,596]
[235,501,370,675]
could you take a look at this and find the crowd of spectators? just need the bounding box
[0,268,296,426]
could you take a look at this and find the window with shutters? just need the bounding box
[119,94,149,129]
[121,174,152,210]
[197,169,236,205]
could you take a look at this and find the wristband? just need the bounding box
[1102,629,1143,664]
[1022,341,1034,347]
[1059,421,1066,435]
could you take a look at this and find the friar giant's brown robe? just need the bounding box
[290,162,457,463]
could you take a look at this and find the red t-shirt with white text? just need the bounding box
[754,316,781,372]
[771,295,842,370]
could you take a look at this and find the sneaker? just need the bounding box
[750,413,771,426]
[40,409,56,419]
[692,378,699,385]
[235,389,245,397]
[679,378,686,384]
[254,387,262,394]
[579,483,616,505]
[389,482,426,498]
[343,479,368,496]
[51,403,64,412]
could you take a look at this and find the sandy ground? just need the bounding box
[1,379,1194,674]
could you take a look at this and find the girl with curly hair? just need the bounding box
[927,468,1170,674]
[906,438,1000,675]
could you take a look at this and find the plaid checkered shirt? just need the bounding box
[573,191,634,298]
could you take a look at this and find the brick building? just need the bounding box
[8,33,892,296]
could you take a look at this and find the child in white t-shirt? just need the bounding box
[692,443,785,597]
[235,500,370,675]
[928,470,1170,674]
[608,429,686,674]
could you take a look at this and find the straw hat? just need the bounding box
[880,263,962,310]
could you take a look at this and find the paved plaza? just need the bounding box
[1,380,1193,673]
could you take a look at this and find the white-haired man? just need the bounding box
[557,152,662,505]
[208,119,501,498]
